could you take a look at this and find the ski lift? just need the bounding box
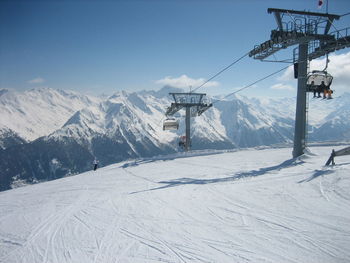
[306,70,333,92]
[163,117,179,131]
[306,54,334,98]
[306,70,333,99]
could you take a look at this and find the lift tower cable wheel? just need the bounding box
[248,8,350,158]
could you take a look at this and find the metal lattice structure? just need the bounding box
[249,8,349,158]
[165,92,212,151]
[308,27,350,60]
[249,9,341,62]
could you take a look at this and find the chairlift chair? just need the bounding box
[306,70,333,93]
[163,117,179,131]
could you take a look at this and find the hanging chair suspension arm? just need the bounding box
[322,53,329,72]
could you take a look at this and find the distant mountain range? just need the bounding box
[1,87,349,191]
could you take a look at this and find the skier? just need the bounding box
[179,140,185,150]
[93,158,99,171]
[179,136,186,150]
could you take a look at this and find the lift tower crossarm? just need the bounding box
[271,10,283,31]
[308,27,350,60]
[268,8,340,34]
[250,9,341,61]
[267,8,340,20]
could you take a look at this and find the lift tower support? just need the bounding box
[249,8,344,158]
[165,92,212,151]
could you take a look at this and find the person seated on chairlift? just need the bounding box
[316,83,323,98]
[310,81,317,98]
[326,78,333,99]
[321,80,333,99]
[319,81,327,99]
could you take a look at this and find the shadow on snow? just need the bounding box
[297,164,350,183]
[298,162,350,183]
[120,150,239,169]
[130,158,304,194]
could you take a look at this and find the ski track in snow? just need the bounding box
[0,146,350,263]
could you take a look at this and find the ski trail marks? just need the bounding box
[0,186,90,263]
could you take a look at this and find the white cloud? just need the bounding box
[270,83,294,91]
[28,77,45,84]
[156,74,219,89]
[277,65,295,82]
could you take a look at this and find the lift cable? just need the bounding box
[191,51,250,93]
[340,12,350,17]
[165,63,293,114]
[211,64,292,105]
[201,64,293,142]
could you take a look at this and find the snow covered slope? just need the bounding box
[1,146,349,263]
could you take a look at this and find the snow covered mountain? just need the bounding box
[0,87,101,141]
[0,87,349,191]
[307,93,350,141]
[1,146,349,262]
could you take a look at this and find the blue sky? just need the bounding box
[1,0,350,98]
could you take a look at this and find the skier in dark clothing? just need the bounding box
[93,159,99,171]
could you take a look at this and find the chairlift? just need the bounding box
[163,117,179,131]
[306,70,333,90]
[306,70,333,98]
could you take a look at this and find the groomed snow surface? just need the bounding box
[1,146,350,263]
